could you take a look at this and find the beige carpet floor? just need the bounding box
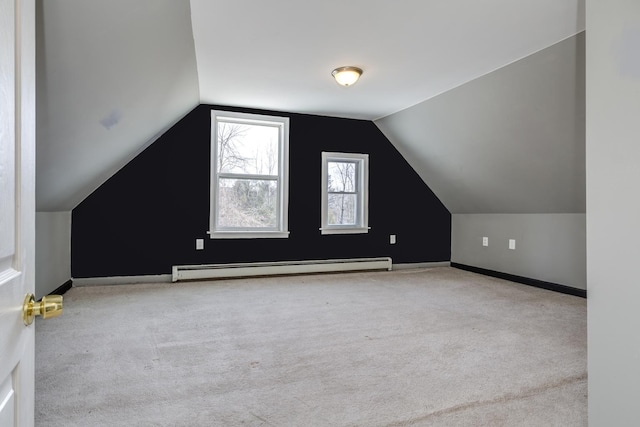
[35,267,587,426]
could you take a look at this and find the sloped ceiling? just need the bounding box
[36,0,585,212]
[36,0,199,211]
[376,33,586,214]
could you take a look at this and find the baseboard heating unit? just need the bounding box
[172,257,392,282]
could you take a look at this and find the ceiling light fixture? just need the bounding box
[331,66,363,87]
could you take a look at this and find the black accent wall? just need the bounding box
[71,105,450,278]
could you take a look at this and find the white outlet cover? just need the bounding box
[482,237,488,246]
[509,239,516,250]
[390,234,396,244]
[196,238,204,250]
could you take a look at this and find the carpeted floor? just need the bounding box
[35,267,587,426]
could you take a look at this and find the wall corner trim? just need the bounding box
[392,261,451,270]
[47,279,73,296]
[73,274,173,287]
[451,262,586,298]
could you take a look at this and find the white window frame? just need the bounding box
[320,152,370,235]
[209,110,289,239]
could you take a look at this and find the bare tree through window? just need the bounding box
[215,120,281,229]
[321,152,369,234]
[217,123,248,172]
[327,161,357,225]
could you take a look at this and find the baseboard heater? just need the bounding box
[172,257,392,282]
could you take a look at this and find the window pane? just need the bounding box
[327,193,357,225]
[327,161,356,192]
[218,178,278,228]
[217,122,279,175]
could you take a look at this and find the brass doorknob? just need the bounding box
[23,293,63,326]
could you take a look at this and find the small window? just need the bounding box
[320,152,369,235]
[209,110,289,238]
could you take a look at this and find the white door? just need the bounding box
[0,0,36,426]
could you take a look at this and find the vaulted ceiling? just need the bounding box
[36,0,585,212]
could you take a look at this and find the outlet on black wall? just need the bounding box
[71,105,451,278]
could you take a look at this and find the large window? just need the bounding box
[320,152,369,235]
[209,110,289,238]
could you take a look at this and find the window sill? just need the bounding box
[209,231,290,239]
[320,227,370,235]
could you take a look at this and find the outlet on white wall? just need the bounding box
[482,237,488,246]
[509,239,516,250]
[196,238,204,250]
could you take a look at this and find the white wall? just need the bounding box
[35,211,71,297]
[452,214,586,289]
[375,33,585,215]
[36,0,199,211]
[587,0,640,424]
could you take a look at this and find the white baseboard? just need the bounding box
[73,274,172,287]
[392,261,450,270]
[73,261,450,287]
[172,257,392,282]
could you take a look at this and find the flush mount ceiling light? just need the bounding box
[331,66,363,87]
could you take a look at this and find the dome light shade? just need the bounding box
[331,66,363,86]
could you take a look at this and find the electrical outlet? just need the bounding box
[390,234,396,245]
[196,238,204,250]
[482,237,488,247]
[509,239,516,250]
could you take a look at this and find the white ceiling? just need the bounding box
[36,0,584,211]
[191,0,585,120]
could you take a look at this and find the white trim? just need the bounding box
[218,173,278,181]
[172,257,392,282]
[319,227,370,235]
[392,262,451,270]
[70,261,447,286]
[73,274,172,287]
[321,152,369,234]
[0,268,20,286]
[209,231,290,239]
[322,152,369,161]
[209,110,289,238]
